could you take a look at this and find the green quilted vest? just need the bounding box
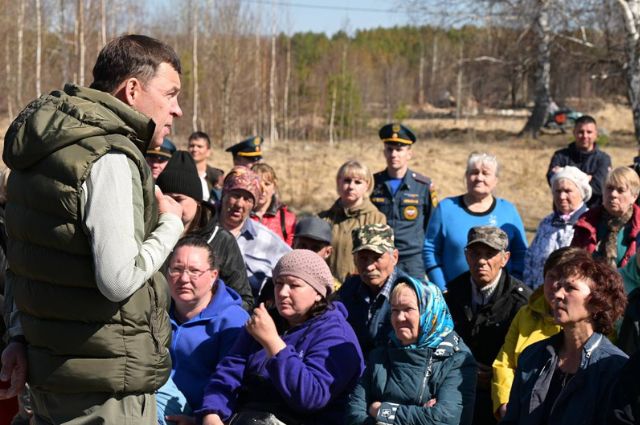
[3,85,172,394]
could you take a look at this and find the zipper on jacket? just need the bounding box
[148,285,161,354]
[417,356,435,404]
[548,373,573,419]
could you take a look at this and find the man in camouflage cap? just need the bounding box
[444,225,531,425]
[337,223,411,355]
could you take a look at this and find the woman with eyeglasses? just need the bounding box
[157,236,249,425]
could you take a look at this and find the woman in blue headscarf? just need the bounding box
[345,277,477,425]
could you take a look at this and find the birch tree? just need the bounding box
[100,0,106,47]
[268,3,278,145]
[283,35,291,143]
[36,0,42,97]
[617,0,640,143]
[191,0,200,132]
[77,0,85,86]
[17,0,25,107]
[519,0,552,138]
[4,12,14,119]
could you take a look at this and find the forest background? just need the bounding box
[1,0,640,239]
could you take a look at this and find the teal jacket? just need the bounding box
[3,84,171,394]
[345,332,477,425]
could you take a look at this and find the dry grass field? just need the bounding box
[1,102,638,242]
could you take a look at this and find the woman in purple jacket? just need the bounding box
[197,250,365,425]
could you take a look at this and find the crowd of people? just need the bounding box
[0,34,640,425]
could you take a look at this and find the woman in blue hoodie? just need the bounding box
[197,249,365,425]
[158,236,249,424]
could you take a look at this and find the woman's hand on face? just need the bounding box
[368,401,382,418]
[246,303,286,357]
[201,414,224,425]
[165,414,196,425]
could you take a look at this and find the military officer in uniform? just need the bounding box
[145,137,176,180]
[370,123,437,279]
[226,136,264,167]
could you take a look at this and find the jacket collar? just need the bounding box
[551,203,588,226]
[265,194,280,216]
[545,331,605,369]
[239,218,258,239]
[432,332,463,358]
[64,84,156,151]
[568,141,600,159]
[330,198,378,218]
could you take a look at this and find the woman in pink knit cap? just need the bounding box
[198,250,365,425]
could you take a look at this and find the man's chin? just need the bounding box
[149,137,164,150]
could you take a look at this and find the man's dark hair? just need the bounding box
[90,34,181,94]
[189,131,211,149]
[574,115,597,128]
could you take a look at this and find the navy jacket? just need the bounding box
[605,349,640,425]
[546,142,611,208]
[501,332,628,425]
[371,169,436,277]
[339,268,410,357]
[445,271,531,366]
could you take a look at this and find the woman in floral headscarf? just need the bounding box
[345,277,477,425]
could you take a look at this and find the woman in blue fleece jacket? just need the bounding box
[157,236,249,424]
[197,250,365,425]
[423,152,528,291]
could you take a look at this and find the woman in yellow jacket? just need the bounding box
[491,247,591,420]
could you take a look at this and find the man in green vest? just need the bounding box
[0,35,185,424]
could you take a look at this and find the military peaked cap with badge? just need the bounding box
[379,123,416,145]
[225,136,263,159]
[145,137,176,159]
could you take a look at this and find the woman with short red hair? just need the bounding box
[501,255,628,425]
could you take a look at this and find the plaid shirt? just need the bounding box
[357,267,397,321]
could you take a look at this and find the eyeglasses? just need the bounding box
[167,267,210,280]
